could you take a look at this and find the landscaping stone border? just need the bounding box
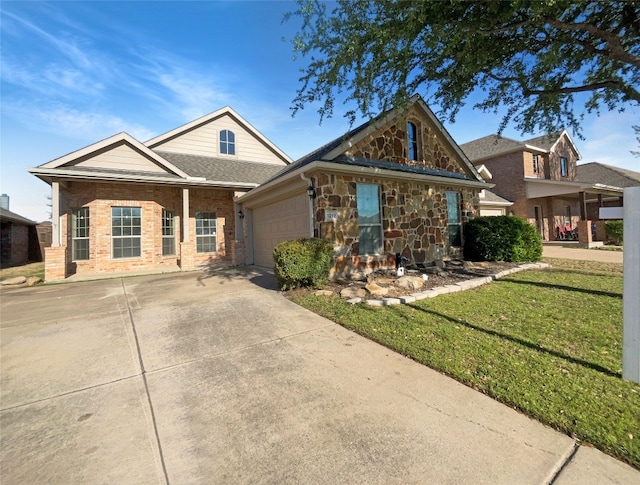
[345,262,550,306]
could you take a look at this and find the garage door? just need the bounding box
[252,193,310,267]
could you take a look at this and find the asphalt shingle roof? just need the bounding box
[156,152,286,185]
[577,162,640,188]
[481,190,513,204]
[460,132,562,161]
[0,207,36,225]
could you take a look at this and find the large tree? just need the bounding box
[287,0,639,136]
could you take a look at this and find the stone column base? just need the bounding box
[180,241,195,271]
[44,246,68,281]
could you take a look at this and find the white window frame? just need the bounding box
[112,206,142,259]
[220,130,236,155]
[195,211,217,253]
[162,209,176,256]
[72,207,90,261]
[560,157,568,177]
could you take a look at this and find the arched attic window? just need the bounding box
[407,122,418,161]
[220,130,236,155]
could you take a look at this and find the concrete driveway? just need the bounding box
[1,268,638,484]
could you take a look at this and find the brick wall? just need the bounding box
[54,181,235,278]
[548,135,578,181]
[312,172,479,276]
[475,152,527,217]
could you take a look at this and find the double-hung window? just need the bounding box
[446,191,462,247]
[220,130,235,155]
[72,207,90,261]
[112,207,141,258]
[162,209,175,256]
[195,212,217,253]
[560,157,568,177]
[357,184,382,255]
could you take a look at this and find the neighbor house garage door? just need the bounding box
[252,193,310,267]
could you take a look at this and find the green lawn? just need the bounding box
[0,261,45,282]
[290,259,640,469]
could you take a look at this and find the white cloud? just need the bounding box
[580,110,640,171]
[4,102,156,142]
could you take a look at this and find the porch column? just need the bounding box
[51,181,60,246]
[44,181,67,281]
[180,188,195,271]
[578,191,587,221]
[182,188,190,242]
[597,194,603,208]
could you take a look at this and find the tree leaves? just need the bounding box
[286,0,640,136]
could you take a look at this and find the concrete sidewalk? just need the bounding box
[543,243,623,263]
[1,269,637,483]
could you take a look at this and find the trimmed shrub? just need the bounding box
[464,216,542,262]
[273,238,334,290]
[605,220,623,245]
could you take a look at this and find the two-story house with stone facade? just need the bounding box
[460,132,623,242]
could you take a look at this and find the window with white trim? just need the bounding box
[446,191,462,247]
[220,130,235,155]
[357,184,382,255]
[560,157,568,177]
[162,209,175,256]
[112,207,141,258]
[72,207,90,261]
[195,212,217,253]
[532,154,539,174]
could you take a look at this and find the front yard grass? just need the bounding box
[0,261,45,282]
[290,259,640,469]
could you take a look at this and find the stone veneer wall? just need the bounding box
[346,107,467,174]
[313,172,479,276]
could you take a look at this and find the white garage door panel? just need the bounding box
[253,193,309,267]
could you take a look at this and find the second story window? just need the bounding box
[220,130,235,155]
[532,154,539,174]
[407,122,418,161]
[560,157,568,177]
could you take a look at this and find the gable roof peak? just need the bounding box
[144,106,293,164]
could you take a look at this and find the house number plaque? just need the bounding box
[325,210,338,222]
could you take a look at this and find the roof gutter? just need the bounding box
[238,159,493,205]
[27,168,259,190]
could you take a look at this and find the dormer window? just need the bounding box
[407,122,418,161]
[220,130,235,155]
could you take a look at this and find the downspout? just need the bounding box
[300,173,315,238]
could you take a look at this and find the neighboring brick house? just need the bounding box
[0,208,42,267]
[460,132,623,242]
[238,95,490,277]
[28,107,292,281]
[577,162,640,220]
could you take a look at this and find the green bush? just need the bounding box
[605,220,623,245]
[463,216,542,262]
[273,238,334,290]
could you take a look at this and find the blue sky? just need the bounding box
[1,1,638,222]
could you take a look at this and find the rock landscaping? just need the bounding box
[311,260,550,305]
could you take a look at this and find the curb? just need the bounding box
[354,263,550,306]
